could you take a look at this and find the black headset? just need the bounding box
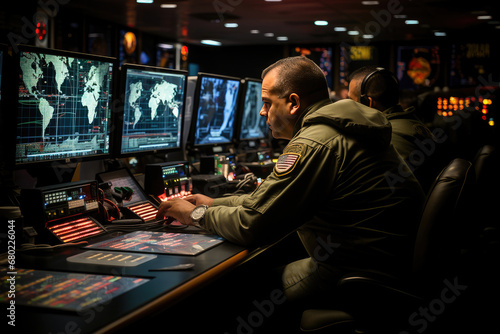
[359,67,399,106]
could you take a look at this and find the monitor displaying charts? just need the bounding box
[119,63,187,156]
[189,73,241,147]
[238,78,268,141]
[15,45,116,166]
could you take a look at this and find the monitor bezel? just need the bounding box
[13,45,118,169]
[115,63,189,159]
[187,72,242,150]
[235,77,269,142]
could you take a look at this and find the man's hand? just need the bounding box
[156,198,196,226]
[185,194,214,206]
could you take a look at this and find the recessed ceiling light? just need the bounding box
[314,20,328,26]
[434,32,446,37]
[348,30,360,35]
[160,4,177,8]
[477,15,493,20]
[201,40,221,46]
[224,23,238,28]
[361,1,379,5]
[264,33,274,37]
[277,36,288,41]
[405,20,419,25]
[334,27,347,32]
[394,14,407,19]
[363,34,374,39]
[250,30,260,34]
[136,0,153,3]
[157,43,174,49]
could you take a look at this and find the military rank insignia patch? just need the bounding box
[274,153,300,176]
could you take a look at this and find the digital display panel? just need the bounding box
[15,46,115,165]
[239,79,268,140]
[86,230,224,255]
[0,268,149,312]
[120,64,187,155]
[192,74,241,146]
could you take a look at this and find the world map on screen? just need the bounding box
[16,51,113,163]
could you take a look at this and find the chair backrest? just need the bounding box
[473,144,497,198]
[412,158,475,285]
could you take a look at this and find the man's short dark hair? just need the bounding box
[261,56,329,102]
[349,66,400,108]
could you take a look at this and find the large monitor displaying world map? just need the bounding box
[119,64,187,156]
[15,46,115,165]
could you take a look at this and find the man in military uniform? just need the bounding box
[348,66,438,191]
[157,57,424,306]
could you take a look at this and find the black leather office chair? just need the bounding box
[300,158,476,333]
[471,145,499,253]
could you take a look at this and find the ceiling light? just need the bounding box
[394,14,407,19]
[334,27,347,32]
[136,0,153,3]
[405,20,419,25]
[361,1,379,5]
[157,43,174,49]
[348,30,360,35]
[265,0,282,2]
[477,15,492,20]
[363,34,374,39]
[434,32,446,37]
[277,36,288,41]
[264,33,274,37]
[250,30,260,34]
[314,20,329,26]
[201,40,221,46]
[224,23,238,28]
[160,4,177,8]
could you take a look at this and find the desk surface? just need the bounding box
[6,229,248,333]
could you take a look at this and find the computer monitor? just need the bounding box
[15,45,116,166]
[237,78,268,141]
[117,63,187,157]
[188,73,241,149]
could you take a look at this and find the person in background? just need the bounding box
[348,66,438,191]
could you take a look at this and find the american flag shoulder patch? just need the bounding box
[274,153,300,176]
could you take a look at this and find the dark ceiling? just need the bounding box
[62,0,500,46]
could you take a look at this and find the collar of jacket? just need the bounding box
[292,99,333,137]
[383,104,416,120]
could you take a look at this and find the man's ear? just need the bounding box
[367,96,374,108]
[289,93,301,115]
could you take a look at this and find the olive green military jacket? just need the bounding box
[383,104,435,161]
[200,99,425,277]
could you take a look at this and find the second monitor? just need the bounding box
[118,63,188,157]
[188,73,242,149]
